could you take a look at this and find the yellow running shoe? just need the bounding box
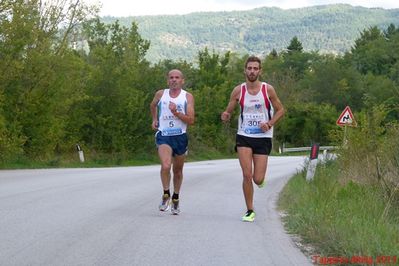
[242,210,256,222]
[257,179,266,188]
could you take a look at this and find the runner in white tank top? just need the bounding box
[150,69,195,215]
[221,56,285,222]
[157,89,188,136]
[237,82,274,138]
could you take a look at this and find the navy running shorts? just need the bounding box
[156,132,188,156]
[235,134,272,155]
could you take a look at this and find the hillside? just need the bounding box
[101,4,399,63]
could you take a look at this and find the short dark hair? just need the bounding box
[245,56,262,69]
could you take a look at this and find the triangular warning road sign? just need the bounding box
[336,106,356,127]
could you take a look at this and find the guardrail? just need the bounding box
[278,144,338,181]
[280,146,337,153]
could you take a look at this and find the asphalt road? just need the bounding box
[0,156,312,266]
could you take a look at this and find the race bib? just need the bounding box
[243,113,265,134]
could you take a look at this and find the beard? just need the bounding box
[246,73,258,82]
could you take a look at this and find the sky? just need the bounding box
[84,0,399,17]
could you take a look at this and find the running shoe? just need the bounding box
[171,199,180,215]
[159,194,170,211]
[257,179,266,188]
[242,210,256,222]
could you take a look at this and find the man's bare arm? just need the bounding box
[267,85,285,127]
[170,92,195,126]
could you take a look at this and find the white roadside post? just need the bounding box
[306,143,320,181]
[323,149,327,161]
[76,144,85,163]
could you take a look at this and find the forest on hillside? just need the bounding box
[0,0,398,166]
[102,4,399,62]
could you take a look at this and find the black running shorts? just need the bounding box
[235,134,272,155]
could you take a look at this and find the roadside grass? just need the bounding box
[278,161,399,260]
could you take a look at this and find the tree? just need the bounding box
[287,36,303,53]
[0,0,97,160]
[80,19,152,154]
[300,54,363,110]
[278,103,337,147]
[269,49,278,58]
[283,37,310,79]
[350,26,396,76]
[384,23,398,39]
[193,48,230,89]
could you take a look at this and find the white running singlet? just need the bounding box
[157,89,188,136]
[237,82,274,138]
